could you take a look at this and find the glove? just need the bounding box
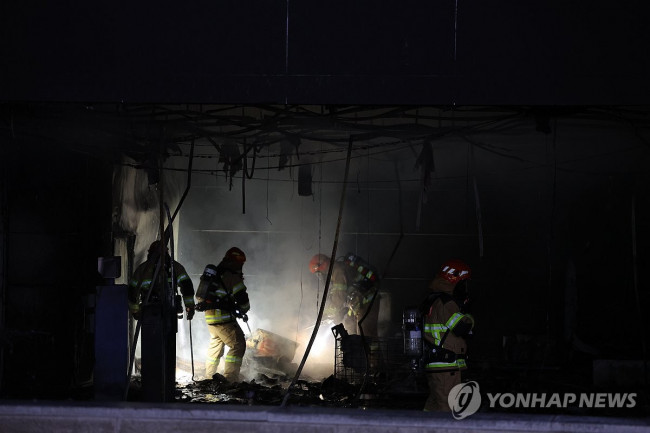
[132,311,141,321]
[186,307,195,321]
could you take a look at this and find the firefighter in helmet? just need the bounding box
[128,240,196,321]
[128,240,196,401]
[421,258,475,412]
[309,252,381,337]
[195,247,250,382]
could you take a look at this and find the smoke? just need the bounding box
[169,140,398,382]
[111,108,650,387]
[115,136,458,382]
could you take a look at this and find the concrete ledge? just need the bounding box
[0,401,649,433]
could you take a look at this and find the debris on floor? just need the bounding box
[174,371,368,407]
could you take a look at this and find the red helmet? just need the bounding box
[224,247,246,264]
[437,259,471,284]
[309,254,330,274]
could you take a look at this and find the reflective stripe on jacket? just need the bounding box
[422,278,474,372]
[128,259,195,314]
[424,312,473,371]
[204,275,249,325]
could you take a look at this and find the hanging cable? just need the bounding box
[165,203,195,383]
[281,135,355,408]
[126,142,168,400]
[169,139,195,225]
[245,144,257,179]
[242,142,247,214]
[266,145,272,225]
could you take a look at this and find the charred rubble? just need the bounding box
[128,327,428,409]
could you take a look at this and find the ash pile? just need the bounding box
[171,328,425,409]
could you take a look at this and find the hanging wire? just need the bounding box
[244,143,257,179]
[242,144,247,214]
[296,190,307,341]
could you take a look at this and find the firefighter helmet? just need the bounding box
[224,247,246,264]
[309,254,330,274]
[437,259,471,284]
[148,240,168,254]
[147,240,170,260]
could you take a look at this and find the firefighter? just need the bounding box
[128,240,196,321]
[421,258,475,412]
[195,247,250,382]
[309,254,347,326]
[127,240,195,401]
[309,253,380,337]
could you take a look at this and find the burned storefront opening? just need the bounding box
[1,104,649,422]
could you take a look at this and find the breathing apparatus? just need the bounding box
[343,252,377,291]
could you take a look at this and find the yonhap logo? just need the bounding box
[486,392,637,409]
[446,381,638,420]
[449,381,482,419]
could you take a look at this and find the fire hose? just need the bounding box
[281,135,354,408]
[189,320,195,381]
[165,203,196,382]
[125,143,195,398]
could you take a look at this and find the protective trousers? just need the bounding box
[424,370,460,411]
[205,321,246,381]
